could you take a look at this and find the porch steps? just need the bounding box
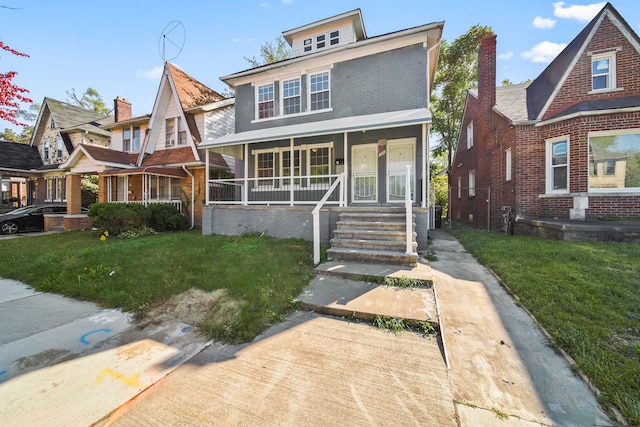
[327,210,418,267]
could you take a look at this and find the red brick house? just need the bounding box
[451,3,640,234]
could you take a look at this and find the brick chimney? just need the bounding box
[478,34,497,113]
[114,96,132,122]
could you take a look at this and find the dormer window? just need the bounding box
[303,38,312,53]
[591,53,616,91]
[50,118,55,129]
[316,34,325,49]
[330,31,339,45]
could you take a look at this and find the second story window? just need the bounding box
[316,34,325,49]
[592,53,616,91]
[330,31,339,46]
[303,38,312,53]
[50,118,56,129]
[282,78,301,115]
[166,119,175,146]
[43,139,50,159]
[178,119,187,145]
[123,128,131,151]
[56,137,64,159]
[257,83,275,119]
[310,71,330,111]
[467,122,474,149]
[132,126,141,151]
[123,126,141,151]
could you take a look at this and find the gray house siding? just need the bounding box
[235,44,428,133]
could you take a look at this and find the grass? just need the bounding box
[447,223,640,425]
[0,230,315,344]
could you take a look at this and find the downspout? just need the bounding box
[182,166,195,229]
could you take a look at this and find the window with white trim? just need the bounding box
[467,121,474,149]
[257,83,275,119]
[591,53,616,91]
[43,139,50,160]
[468,170,476,197]
[505,148,512,181]
[123,126,141,152]
[116,176,127,201]
[282,77,301,115]
[310,146,331,184]
[253,143,333,187]
[457,176,461,199]
[46,177,65,201]
[546,137,569,193]
[589,129,640,191]
[165,119,175,146]
[281,149,301,185]
[256,151,275,185]
[178,119,187,145]
[149,176,181,200]
[56,137,64,159]
[310,71,330,111]
[330,31,339,46]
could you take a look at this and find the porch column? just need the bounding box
[343,131,348,206]
[422,122,428,208]
[289,137,294,206]
[243,143,249,206]
[205,149,210,204]
[66,174,82,215]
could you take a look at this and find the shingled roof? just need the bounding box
[44,98,113,137]
[0,140,43,171]
[166,63,225,109]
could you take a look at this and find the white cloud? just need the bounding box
[498,51,514,60]
[136,66,163,80]
[553,2,606,22]
[533,16,556,29]
[281,0,293,4]
[233,37,255,43]
[521,41,567,63]
[260,2,269,8]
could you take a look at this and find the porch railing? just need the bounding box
[207,174,344,206]
[312,173,345,264]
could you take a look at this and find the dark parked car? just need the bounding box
[0,205,87,234]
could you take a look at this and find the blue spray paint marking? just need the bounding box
[0,370,7,376]
[80,328,112,345]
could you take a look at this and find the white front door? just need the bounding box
[387,138,415,203]
[352,144,377,203]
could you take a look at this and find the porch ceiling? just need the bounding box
[100,166,189,178]
[200,108,431,148]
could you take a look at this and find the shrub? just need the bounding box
[148,204,189,231]
[88,203,151,236]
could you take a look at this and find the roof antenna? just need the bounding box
[158,21,185,63]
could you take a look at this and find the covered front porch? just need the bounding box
[201,109,436,264]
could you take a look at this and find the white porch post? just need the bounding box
[422,122,428,208]
[289,137,294,206]
[405,164,414,255]
[243,143,249,206]
[205,149,210,204]
[343,131,348,207]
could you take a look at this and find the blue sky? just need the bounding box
[1,0,639,131]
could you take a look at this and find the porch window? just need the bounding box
[589,129,640,191]
[56,177,65,201]
[256,152,274,185]
[257,83,275,119]
[282,78,301,115]
[310,71,330,111]
[116,176,127,201]
[281,149,301,185]
[591,52,616,91]
[310,146,330,184]
[166,119,176,146]
[46,177,65,202]
[46,179,53,201]
[149,176,180,199]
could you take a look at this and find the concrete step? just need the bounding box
[331,238,418,252]
[335,220,410,231]
[326,247,418,267]
[333,229,416,242]
[338,212,413,222]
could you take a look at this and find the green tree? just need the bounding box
[66,87,111,115]
[430,25,494,174]
[244,36,291,67]
[0,127,19,142]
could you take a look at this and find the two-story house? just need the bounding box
[450,3,640,239]
[60,63,234,228]
[201,9,443,265]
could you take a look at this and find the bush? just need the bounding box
[148,204,189,232]
[88,203,189,235]
[88,203,151,235]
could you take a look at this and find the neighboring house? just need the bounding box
[28,97,113,210]
[450,3,640,234]
[0,140,43,211]
[61,63,234,228]
[200,9,443,264]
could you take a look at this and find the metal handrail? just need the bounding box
[312,173,345,264]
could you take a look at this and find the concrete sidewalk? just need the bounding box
[96,229,612,427]
[0,279,209,427]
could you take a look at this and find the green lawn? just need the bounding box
[0,230,316,344]
[448,223,640,425]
